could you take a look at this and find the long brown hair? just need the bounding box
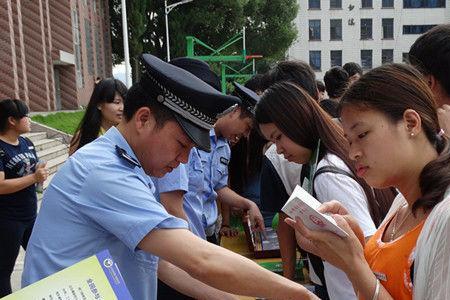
[340,63,450,214]
[255,81,394,226]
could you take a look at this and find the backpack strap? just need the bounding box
[306,165,357,298]
[313,165,357,183]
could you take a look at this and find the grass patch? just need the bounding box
[31,111,85,135]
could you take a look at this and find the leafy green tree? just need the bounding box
[108,0,298,81]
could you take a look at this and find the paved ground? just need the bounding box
[11,248,24,292]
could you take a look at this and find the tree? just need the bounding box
[108,0,298,81]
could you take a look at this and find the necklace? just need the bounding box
[390,205,413,242]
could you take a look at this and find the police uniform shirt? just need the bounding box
[22,127,188,300]
[199,128,230,230]
[183,148,208,239]
[152,163,189,201]
[154,148,208,239]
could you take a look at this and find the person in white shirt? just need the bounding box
[255,81,395,300]
[286,63,450,300]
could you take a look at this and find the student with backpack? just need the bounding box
[255,82,394,300]
[286,63,450,300]
[0,99,48,297]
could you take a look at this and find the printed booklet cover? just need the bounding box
[3,250,133,300]
[282,185,348,237]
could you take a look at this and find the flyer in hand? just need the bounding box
[281,185,348,237]
[3,250,132,300]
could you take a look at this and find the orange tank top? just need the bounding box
[363,213,425,300]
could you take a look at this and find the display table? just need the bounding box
[220,232,307,300]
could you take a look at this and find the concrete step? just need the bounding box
[37,144,68,162]
[22,132,47,143]
[47,153,69,175]
[33,138,63,152]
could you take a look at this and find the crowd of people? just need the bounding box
[0,23,449,300]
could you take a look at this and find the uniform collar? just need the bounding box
[104,126,140,167]
[209,127,228,148]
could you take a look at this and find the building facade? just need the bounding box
[288,0,450,79]
[0,0,112,111]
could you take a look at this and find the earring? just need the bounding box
[410,132,415,137]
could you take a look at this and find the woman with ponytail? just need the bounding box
[286,63,450,299]
[255,81,395,300]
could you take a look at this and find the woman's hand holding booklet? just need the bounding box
[282,185,365,246]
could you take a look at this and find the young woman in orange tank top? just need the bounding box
[284,63,450,300]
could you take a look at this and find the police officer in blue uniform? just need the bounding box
[198,82,266,244]
[21,54,317,300]
[153,57,224,229]
[153,57,227,300]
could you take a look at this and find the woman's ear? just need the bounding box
[403,109,422,137]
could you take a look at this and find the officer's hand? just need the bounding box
[219,225,238,238]
[437,104,450,138]
[34,162,48,183]
[248,202,265,232]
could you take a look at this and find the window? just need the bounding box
[404,0,445,8]
[310,51,321,71]
[382,49,394,64]
[382,18,394,39]
[71,9,83,88]
[309,20,321,40]
[361,50,372,69]
[382,0,394,7]
[361,19,372,39]
[403,25,436,34]
[330,0,342,9]
[309,0,320,9]
[362,0,373,8]
[95,26,103,76]
[85,18,94,75]
[330,19,342,40]
[330,50,342,67]
[402,52,409,63]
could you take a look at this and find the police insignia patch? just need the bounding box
[220,157,229,165]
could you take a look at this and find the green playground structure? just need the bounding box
[186,28,262,93]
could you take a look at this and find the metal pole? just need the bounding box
[121,0,132,87]
[165,0,171,61]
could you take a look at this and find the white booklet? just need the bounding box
[281,185,348,237]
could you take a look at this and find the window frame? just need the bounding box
[382,18,394,39]
[361,49,373,70]
[309,19,321,41]
[308,0,321,9]
[309,50,322,71]
[330,50,343,67]
[330,19,342,40]
[382,49,394,64]
[360,18,373,40]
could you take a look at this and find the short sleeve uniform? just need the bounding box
[152,163,189,201]
[183,148,208,238]
[198,129,230,230]
[22,127,188,300]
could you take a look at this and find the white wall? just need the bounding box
[288,0,450,79]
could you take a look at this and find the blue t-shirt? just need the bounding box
[0,137,38,220]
